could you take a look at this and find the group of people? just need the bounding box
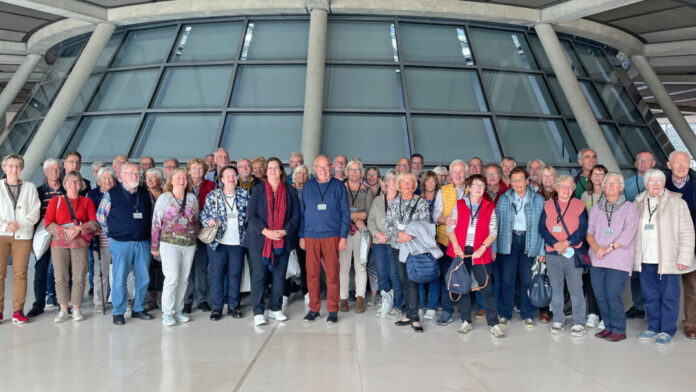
[1,146,695,346]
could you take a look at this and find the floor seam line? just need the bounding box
[233,321,278,392]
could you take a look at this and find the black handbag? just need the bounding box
[528,256,552,307]
[446,257,473,302]
[406,253,440,284]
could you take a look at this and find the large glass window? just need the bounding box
[598,123,633,165]
[327,21,396,61]
[133,114,220,159]
[405,68,487,112]
[399,23,473,65]
[221,114,302,159]
[171,22,243,62]
[230,65,306,108]
[324,66,403,109]
[497,117,575,164]
[411,116,499,162]
[621,125,667,165]
[88,69,159,111]
[154,66,234,108]
[574,43,618,82]
[597,84,642,123]
[70,74,101,114]
[482,71,558,115]
[469,28,537,70]
[66,115,140,160]
[45,118,78,159]
[241,21,309,60]
[322,114,408,162]
[111,26,177,67]
[547,77,609,119]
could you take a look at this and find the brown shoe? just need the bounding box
[340,299,349,312]
[685,325,696,339]
[539,312,551,323]
[474,309,486,319]
[355,296,365,313]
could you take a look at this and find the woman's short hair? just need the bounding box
[163,168,191,193]
[220,165,238,179]
[540,165,557,178]
[602,172,625,190]
[382,169,398,185]
[346,159,363,177]
[266,156,287,183]
[466,174,486,188]
[643,169,666,186]
[92,161,106,171]
[97,166,115,183]
[364,165,380,181]
[432,166,448,176]
[554,174,576,191]
[2,154,24,169]
[396,171,417,192]
[63,170,83,186]
[421,170,439,193]
[187,158,208,173]
[146,167,163,181]
[292,164,309,183]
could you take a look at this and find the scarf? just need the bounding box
[238,177,255,193]
[598,194,626,212]
[262,181,287,270]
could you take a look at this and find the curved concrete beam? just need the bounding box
[554,18,644,55]
[27,18,95,55]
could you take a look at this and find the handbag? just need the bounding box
[286,249,301,279]
[446,257,473,302]
[198,190,220,244]
[528,256,552,307]
[556,201,591,268]
[63,196,95,243]
[406,253,439,284]
[32,219,52,258]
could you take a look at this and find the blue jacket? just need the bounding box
[200,187,249,250]
[299,178,351,239]
[243,182,301,253]
[492,186,545,257]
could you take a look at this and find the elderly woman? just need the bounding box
[539,175,588,337]
[144,166,165,312]
[151,168,199,326]
[581,165,608,212]
[363,165,382,304]
[146,168,164,202]
[339,160,374,313]
[446,174,502,337]
[244,157,300,326]
[46,171,99,322]
[385,172,431,332]
[585,172,639,342]
[0,155,40,324]
[634,169,695,345]
[433,166,448,187]
[250,156,267,181]
[368,169,403,319]
[538,166,558,201]
[201,165,249,321]
[419,170,441,319]
[364,166,382,197]
[87,167,116,312]
[282,164,310,308]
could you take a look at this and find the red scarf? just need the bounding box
[262,181,287,268]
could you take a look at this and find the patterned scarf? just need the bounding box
[262,181,286,270]
[238,176,255,193]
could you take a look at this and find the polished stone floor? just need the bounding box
[2,264,696,392]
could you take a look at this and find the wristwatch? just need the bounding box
[609,242,616,250]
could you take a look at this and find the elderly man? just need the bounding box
[500,157,516,187]
[574,148,598,198]
[140,156,155,175]
[204,154,216,174]
[287,152,304,184]
[484,163,508,204]
[237,158,260,194]
[527,159,545,192]
[204,148,230,187]
[299,155,350,324]
[63,151,91,195]
[395,157,410,173]
[112,155,128,183]
[469,157,483,176]
[664,150,696,339]
[163,157,179,180]
[97,162,154,325]
[332,155,348,181]
[411,153,425,194]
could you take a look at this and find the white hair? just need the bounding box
[43,158,60,169]
[146,167,163,180]
[668,150,690,163]
[346,159,363,176]
[432,166,448,176]
[97,166,115,182]
[526,159,546,170]
[449,159,468,174]
[292,164,308,183]
[382,169,399,184]
[643,169,666,186]
[577,148,596,161]
[601,172,624,189]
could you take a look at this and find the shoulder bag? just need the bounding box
[198,190,220,244]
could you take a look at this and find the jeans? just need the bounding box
[590,266,629,334]
[160,242,195,316]
[498,233,536,320]
[31,252,51,310]
[641,263,680,337]
[249,249,289,315]
[630,272,644,310]
[88,250,94,289]
[207,244,244,310]
[546,254,586,325]
[184,240,210,306]
[438,246,454,314]
[109,239,150,316]
[583,268,600,316]
[373,243,403,308]
[459,258,498,326]
[393,248,419,322]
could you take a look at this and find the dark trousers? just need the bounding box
[392,248,419,322]
[284,247,308,297]
[438,245,455,315]
[583,268,601,316]
[207,244,244,310]
[31,252,52,310]
[498,233,536,320]
[249,249,289,315]
[641,263,680,336]
[630,272,644,311]
[185,240,210,306]
[590,267,629,334]
[459,257,498,326]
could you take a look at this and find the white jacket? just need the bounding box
[0,179,41,240]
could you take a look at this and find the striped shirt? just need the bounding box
[447,198,497,247]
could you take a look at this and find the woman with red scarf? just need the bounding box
[244,157,301,326]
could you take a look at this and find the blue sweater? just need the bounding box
[665,169,696,232]
[299,178,351,239]
[107,185,152,242]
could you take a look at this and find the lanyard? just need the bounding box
[5,182,21,210]
[120,186,140,213]
[512,192,526,214]
[636,176,641,195]
[315,180,331,203]
[398,197,417,223]
[553,198,571,224]
[223,190,237,214]
[647,197,658,223]
[347,184,361,207]
[469,203,481,225]
[176,193,186,216]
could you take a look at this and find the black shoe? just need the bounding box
[228,307,243,319]
[395,319,412,326]
[131,310,154,320]
[411,323,424,333]
[210,309,222,321]
[625,306,645,319]
[183,304,192,314]
[303,311,320,323]
[198,302,211,312]
[113,315,126,325]
[327,312,338,324]
[88,288,94,297]
[27,307,44,318]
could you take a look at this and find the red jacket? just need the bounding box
[483,181,509,205]
[197,179,216,211]
[446,198,495,265]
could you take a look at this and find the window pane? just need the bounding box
[322,114,407,162]
[134,114,220,159]
[94,32,124,70]
[242,21,309,60]
[547,77,609,119]
[154,66,233,108]
[497,117,575,163]
[88,69,158,111]
[561,41,587,77]
[324,66,403,109]
[598,123,633,165]
[566,121,588,151]
[221,114,302,159]
[546,77,572,117]
[411,116,499,162]
[597,84,641,123]
[573,43,617,82]
[44,39,85,81]
[528,36,586,76]
[171,22,243,62]
[405,68,487,111]
[111,26,177,67]
[70,74,101,113]
[45,118,77,159]
[327,21,396,61]
[230,65,306,108]
[469,28,537,70]
[482,71,558,115]
[2,121,39,155]
[67,115,140,160]
[621,125,667,165]
[399,23,473,65]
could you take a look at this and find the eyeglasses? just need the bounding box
[64,160,80,165]
[122,172,140,178]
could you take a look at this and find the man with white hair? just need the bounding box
[287,152,304,185]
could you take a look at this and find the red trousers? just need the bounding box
[305,236,340,313]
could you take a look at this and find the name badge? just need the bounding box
[603,229,614,235]
[552,226,563,233]
[133,212,143,219]
[317,203,327,211]
[178,218,188,225]
[350,207,358,213]
[644,223,655,230]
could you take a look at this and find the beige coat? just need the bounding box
[0,179,41,240]
[634,189,696,275]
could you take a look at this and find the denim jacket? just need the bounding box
[200,187,249,250]
[492,186,545,257]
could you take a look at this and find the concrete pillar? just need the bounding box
[0,54,42,130]
[21,23,115,180]
[300,4,328,168]
[630,54,696,157]
[535,23,620,173]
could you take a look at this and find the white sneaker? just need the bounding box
[174,312,190,323]
[282,296,289,313]
[498,317,510,328]
[54,310,70,323]
[162,314,176,327]
[418,308,424,319]
[386,308,403,319]
[490,324,505,338]
[551,322,564,334]
[254,314,267,326]
[269,310,288,321]
[522,318,535,328]
[458,321,473,334]
[586,314,599,328]
[570,324,586,337]
[72,309,85,322]
[424,309,436,320]
[598,320,605,330]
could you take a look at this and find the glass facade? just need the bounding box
[1,15,672,178]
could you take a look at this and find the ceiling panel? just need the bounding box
[0,3,62,21]
[466,0,568,8]
[590,0,681,22]
[77,0,163,8]
[611,6,696,34]
[0,29,25,42]
[0,12,57,32]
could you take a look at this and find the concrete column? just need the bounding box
[21,23,115,180]
[0,54,42,123]
[300,4,328,168]
[631,54,696,157]
[535,23,620,173]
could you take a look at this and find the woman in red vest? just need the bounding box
[446,174,504,338]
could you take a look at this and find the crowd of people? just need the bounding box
[1,146,696,346]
